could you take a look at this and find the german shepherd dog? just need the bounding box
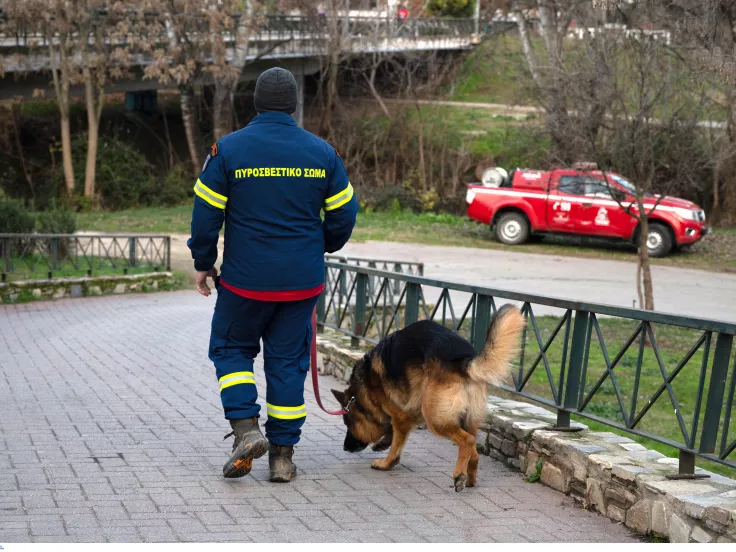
[331,304,525,492]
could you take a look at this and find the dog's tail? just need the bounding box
[467,304,525,385]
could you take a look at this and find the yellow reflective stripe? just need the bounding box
[266,403,307,420]
[218,371,254,383]
[197,179,227,201]
[324,182,353,211]
[219,371,255,391]
[194,179,227,209]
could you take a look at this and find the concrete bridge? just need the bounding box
[0,13,513,101]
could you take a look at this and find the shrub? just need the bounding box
[0,198,36,234]
[61,135,155,210]
[36,207,77,234]
[426,0,474,17]
[356,184,422,213]
[158,164,194,207]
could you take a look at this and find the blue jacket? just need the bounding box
[187,112,358,292]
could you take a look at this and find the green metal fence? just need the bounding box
[316,260,736,476]
[0,234,171,281]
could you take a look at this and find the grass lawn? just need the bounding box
[2,254,162,282]
[78,206,736,273]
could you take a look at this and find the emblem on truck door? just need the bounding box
[595,207,610,226]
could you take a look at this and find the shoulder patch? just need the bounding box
[201,143,219,173]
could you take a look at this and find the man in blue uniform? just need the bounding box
[188,67,358,482]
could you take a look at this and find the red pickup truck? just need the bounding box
[466,167,708,257]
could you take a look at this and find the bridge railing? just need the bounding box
[316,260,736,476]
[0,234,171,281]
[0,14,512,51]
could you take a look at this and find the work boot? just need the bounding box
[222,418,269,479]
[269,444,297,483]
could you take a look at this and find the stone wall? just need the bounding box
[0,272,179,304]
[316,332,736,543]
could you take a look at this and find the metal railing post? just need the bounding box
[50,237,60,271]
[166,237,171,271]
[393,263,401,296]
[129,238,137,268]
[556,310,590,429]
[1,237,9,281]
[353,273,367,349]
[339,258,347,300]
[471,294,492,351]
[368,261,376,298]
[699,333,734,455]
[405,282,420,327]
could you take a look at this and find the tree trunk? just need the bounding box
[319,52,340,137]
[547,92,571,163]
[512,6,541,88]
[60,114,74,196]
[180,85,202,176]
[415,104,426,191]
[366,64,391,120]
[84,116,99,199]
[637,205,655,311]
[82,40,104,200]
[213,80,233,141]
[48,27,75,196]
[721,85,736,221]
[712,153,721,220]
[11,106,34,198]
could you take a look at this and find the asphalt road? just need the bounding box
[168,234,736,324]
[336,241,736,324]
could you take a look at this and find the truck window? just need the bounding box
[557,176,585,196]
[584,182,614,198]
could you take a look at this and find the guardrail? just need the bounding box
[324,254,423,308]
[316,260,736,476]
[0,234,171,281]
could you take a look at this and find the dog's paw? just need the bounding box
[371,457,400,471]
[454,474,467,492]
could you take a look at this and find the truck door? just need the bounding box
[580,180,636,238]
[547,174,585,233]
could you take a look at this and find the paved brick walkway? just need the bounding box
[0,292,637,543]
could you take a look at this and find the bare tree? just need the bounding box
[142,0,211,174]
[564,27,721,310]
[78,2,132,199]
[318,0,350,138]
[208,0,266,140]
[500,0,594,161]
[3,0,78,196]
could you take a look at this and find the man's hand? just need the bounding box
[195,267,218,297]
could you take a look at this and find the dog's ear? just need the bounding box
[331,389,346,404]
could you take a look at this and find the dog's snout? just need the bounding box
[343,431,368,453]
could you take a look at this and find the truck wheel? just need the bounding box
[496,213,530,245]
[646,223,673,258]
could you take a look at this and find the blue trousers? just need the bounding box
[209,281,319,446]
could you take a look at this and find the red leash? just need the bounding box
[310,308,347,415]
